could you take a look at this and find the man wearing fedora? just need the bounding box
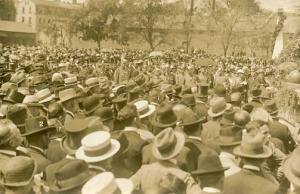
[0,156,37,194]
[264,100,296,153]
[223,128,279,194]
[131,128,200,194]
[179,107,217,170]
[19,116,56,173]
[45,159,93,194]
[192,154,228,194]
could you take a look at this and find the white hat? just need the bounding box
[85,77,100,89]
[23,95,39,104]
[52,73,63,83]
[59,88,77,103]
[134,100,156,119]
[35,88,55,104]
[75,131,120,163]
[64,76,78,87]
[81,172,133,194]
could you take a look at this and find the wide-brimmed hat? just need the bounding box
[233,130,272,159]
[181,94,196,107]
[75,131,120,163]
[263,100,278,115]
[7,104,28,132]
[152,128,185,160]
[35,88,55,104]
[117,104,137,121]
[59,88,78,103]
[208,97,232,118]
[85,77,100,90]
[22,116,56,136]
[151,104,178,128]
[45,159,92,192]
[64,76,79,88]
[112,93,128,104]
[219,109,235,126]
[61,119,89,156]
[3,89,25,104]
[83,95,103,115]
[192,154,229,175]
[82,172,133,194]
[217,126,242,146]
[283,147,300,187]
[214,84,226,97]
[179,108,205,126]
[134,100,156,119]
[93,107,114,122]
[0,156,37,187]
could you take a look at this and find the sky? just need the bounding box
[165,0,300,13]
[256,0,299,12]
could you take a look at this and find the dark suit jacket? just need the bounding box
[268,120,296,153]
[223,168,278,194]
[27,146,52,174]
[46,139,67,162]
[142,143,195,173]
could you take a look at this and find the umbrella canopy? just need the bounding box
[149,51,163,58]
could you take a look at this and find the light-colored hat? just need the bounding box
[59,88,78,103]
[64,76,78,87]
[134,100,156,119]
[85,77,100,89]
[35,88,55,104]
[23,95,39,104]
[52,73,63,83]
[75,131,120,163]
[208,97,232,118]
[82,172,133,194]
[152,128,185,160]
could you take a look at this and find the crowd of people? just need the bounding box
[0,45,300,194]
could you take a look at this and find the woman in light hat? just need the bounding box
[82,172,133,194]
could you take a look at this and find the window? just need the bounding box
[29,17,31,24]
[22,7,25,14]
[22,16,25,22]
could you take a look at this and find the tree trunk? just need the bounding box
[97,40,101,49]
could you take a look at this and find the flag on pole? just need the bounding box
[272,30,284,59]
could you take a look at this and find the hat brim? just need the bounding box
[283,156,300,187]
[217,136,241,147]
[116,178,134,194]
[152,132,185,160]
[192,166,229,175]
[0,160,37,187]
[39,94,55,104]
[233,145,272,159]
[22,126,56,136]
[84,103,103,116]
[60,136,77,156]
[180,117,206,126]
[2,98,16,104]
[208,103,232,118]
[139,105,156,119]
[75,139,120,163]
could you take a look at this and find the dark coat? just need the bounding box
[223,168,279,194]
[268,120,296,153]
[27,146,52,174]
[46,139,67,162]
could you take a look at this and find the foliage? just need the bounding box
[279,35,300,63]
[123,0,180,51]
[0,0,16,21]
[72,0,127,48]
[200,0,260,56]
[271,11,287,52]
[43,21,61,46]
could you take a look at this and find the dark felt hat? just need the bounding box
[192,154,229,175]
[22,116,56,136]
[93,107,114,122]
[151,104,178,128]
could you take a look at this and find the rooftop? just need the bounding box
[0,21,36,33]
[31,0,81,9]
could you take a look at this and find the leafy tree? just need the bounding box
[123,0,179,51]
[0,0,16,21]
[72,0,126,48]
[201,0,260,56]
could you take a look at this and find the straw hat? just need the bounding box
[35,88,55,104]
[134,100,156,119]
[82,172,133,194]
[75,131,120,163]
[208,97,232,118]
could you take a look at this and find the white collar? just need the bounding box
[243,164,260,171]
[124,126,138,131]
[202,187,221,193]
[29,145,45,154]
